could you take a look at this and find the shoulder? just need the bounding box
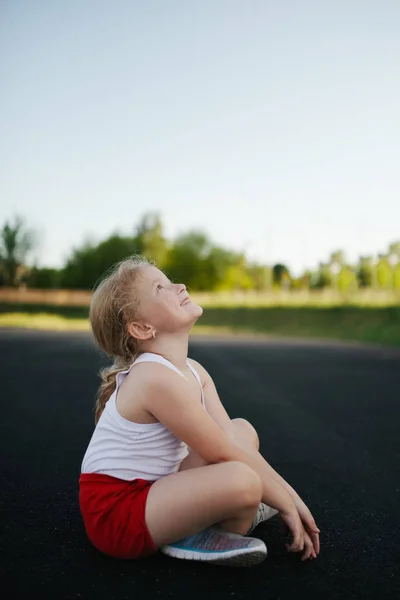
[123,361,183,394]
[187,358,212,387]
[118,360,189,415]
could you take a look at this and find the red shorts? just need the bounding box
[79,473,157,559]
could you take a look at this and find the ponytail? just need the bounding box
[94,356,135,424]
[89,255,150,424]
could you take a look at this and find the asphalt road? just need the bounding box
[1,329,400,600]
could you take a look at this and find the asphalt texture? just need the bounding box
[1,329,400,600]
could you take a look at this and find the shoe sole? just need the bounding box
[160,545,267,567]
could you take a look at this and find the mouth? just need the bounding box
[180,296,191,306]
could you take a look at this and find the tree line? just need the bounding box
[1,214,399,292]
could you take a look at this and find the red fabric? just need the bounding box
[79,473,157,559]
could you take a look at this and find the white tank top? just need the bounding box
[81,353,205,481]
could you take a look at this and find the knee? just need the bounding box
[227,461,262,509]
[230,418,260,451]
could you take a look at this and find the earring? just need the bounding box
[152,331,156,339]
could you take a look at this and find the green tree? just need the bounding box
[217,254,256,291]
[388,241,400,290]
[28,267,61,289]
[134,213,168,268]
[219,265,254,290]
[329,250,345,268]
[165,231,239,291]
[376,255,392,289]
[164,231,209,290]
[0,216,36,286]
[61,234,138,289]
[393,266,400,290]
[388,241,400,258]
[329,250,345,290]
[291,271,311,290]
[311,263,333,289]
[357,256,373,288]
[246,263,273,291]
[201,246,240,291]
[272,264,290,288]
[337,266,357,292]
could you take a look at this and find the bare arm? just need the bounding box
[144,366,296,514]
[189,359,301,503]
[189,360,320,554]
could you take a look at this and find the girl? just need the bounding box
[80,256,320,567]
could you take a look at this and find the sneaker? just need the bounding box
[160,526,267,567]
[247,503,279,535]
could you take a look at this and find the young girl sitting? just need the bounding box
[80,256,320,567]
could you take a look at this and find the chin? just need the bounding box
[181,302,203,326]
[190,303,203,319]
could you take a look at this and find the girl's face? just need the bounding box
[134,265,203,335]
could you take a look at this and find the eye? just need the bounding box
[156,284,164,291]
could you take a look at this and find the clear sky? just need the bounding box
[1,0,399,274]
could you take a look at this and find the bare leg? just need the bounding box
[145,461,262,548]
[179,418,278,524]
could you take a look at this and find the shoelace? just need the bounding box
[258,504,268,522]
[247,503,271,534]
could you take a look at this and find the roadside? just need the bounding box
[1,302,399,347]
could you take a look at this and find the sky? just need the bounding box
[1,0,399,275]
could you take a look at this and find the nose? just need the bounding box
[177,283,186,294]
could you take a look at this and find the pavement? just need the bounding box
[1,328,400,600]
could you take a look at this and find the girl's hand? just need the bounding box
[279,508,305,553]
[301,528,318,561]
[294,497,320,555]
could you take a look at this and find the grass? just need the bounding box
[197,306,400,346]
[0,312,90,331]
[2,287,399,308]
[192,289,400,308]
[0,302,399,346]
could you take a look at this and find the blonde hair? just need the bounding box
[89,255,150,423]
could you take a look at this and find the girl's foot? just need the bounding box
[160,526,267,567]
[247,503,279,535]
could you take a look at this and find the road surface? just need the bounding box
[1,329,399,599]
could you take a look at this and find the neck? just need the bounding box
[143,331,190,370]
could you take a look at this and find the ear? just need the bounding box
[128,321,154,341]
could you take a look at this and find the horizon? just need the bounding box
[11,213,400,276]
